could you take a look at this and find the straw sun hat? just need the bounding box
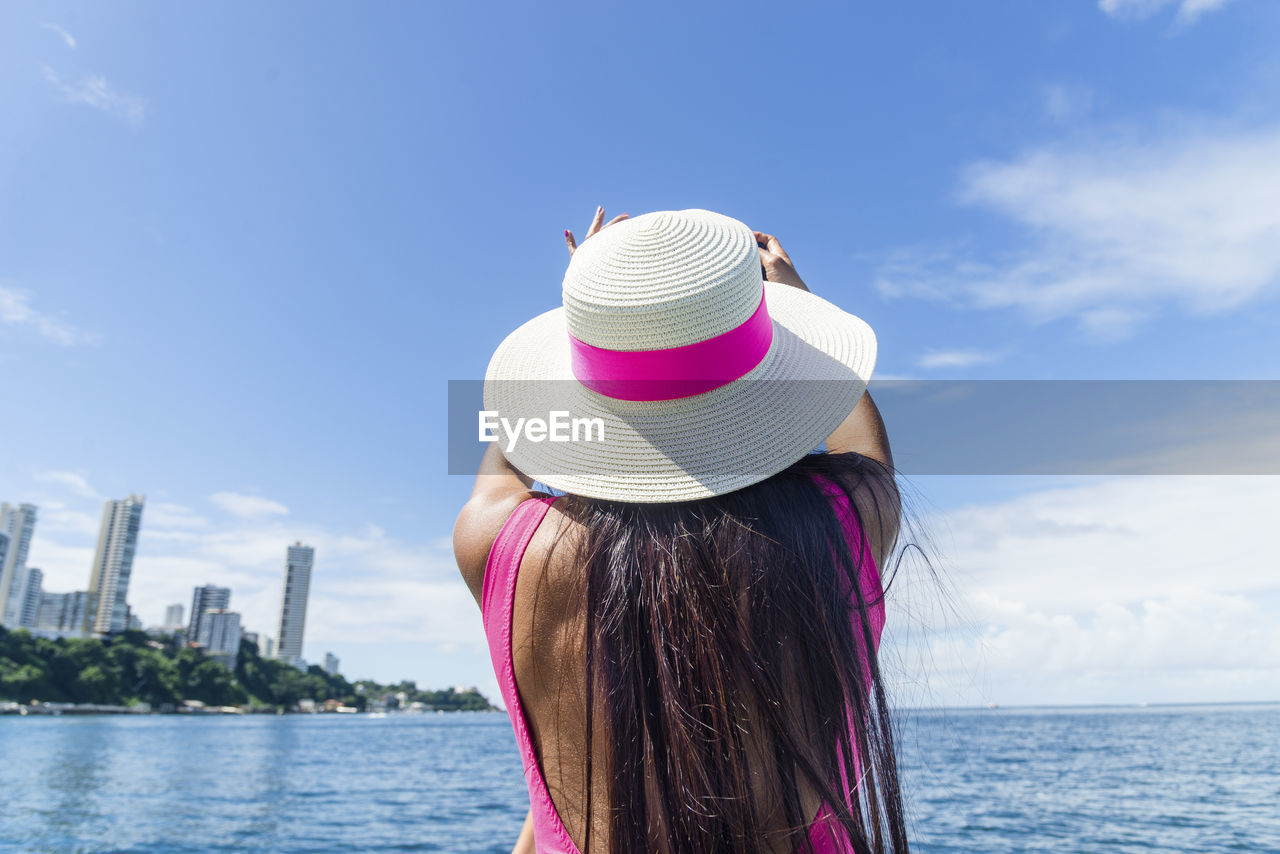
[482,208,876,503]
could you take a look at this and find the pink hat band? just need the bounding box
[567,293,773,402]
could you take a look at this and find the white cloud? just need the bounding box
[1042,83,1094,124]
[876,122,1280,336]
[22,477,479,687]
[915,349,1002,370]
[145,502,209,530]
[0,285,90,346]
[892,476,1280,705]
[35,470,101,500]
[21,467,1280,705]
[41,64,145,126]
[121,517,482,675]
[22,537,94,590]
[40,22,77,49]
[1099,0,1234,24]
[209,492,290,519]
[34,507,100,539]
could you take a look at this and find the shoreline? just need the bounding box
[0,700,500,717]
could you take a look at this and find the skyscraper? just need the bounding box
[188,585,230,641]
[18,567,43,628]
[198,608,242,669]
[0,503,38,627]
[0,533,8,621]
[323,652,340,676]
[85,495,145,635]
[164,603,185,630]
[34,590,96,635]
[274,542,314,666]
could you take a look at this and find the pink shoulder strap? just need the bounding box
[481,496,582,854]
[811,473,886,646]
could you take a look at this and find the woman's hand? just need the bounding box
[753,230,810,292]
[565,206,628,256]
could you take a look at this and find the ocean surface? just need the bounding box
[1,703,1277,853]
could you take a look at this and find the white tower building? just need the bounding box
[164,603,185,630]
[86,495,145,634]
[18,567,43,627]
[274,542,314,666]
[0,503,38,626]
[188,585,230,641]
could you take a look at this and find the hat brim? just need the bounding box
[482,282,876,503]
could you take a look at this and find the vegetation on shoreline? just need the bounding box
[0,627,495,711]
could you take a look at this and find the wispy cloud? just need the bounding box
[209,492,290,519]
[41,64,145,126]
[876,122,1280,337]
[915,349,1003,370]
[36,471,101,500]
[40,22,77,49]
[901,475,1280,705]
[1098,0,1234,25]
[24,479,484,691]
[0,285,91,346]
[1041,83,1094,124]
[146,502,210,530]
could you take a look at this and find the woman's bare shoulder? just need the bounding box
[452,489,543,607]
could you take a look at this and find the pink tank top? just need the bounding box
[481,480,886,854]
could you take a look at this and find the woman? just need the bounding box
[454,208,908,853]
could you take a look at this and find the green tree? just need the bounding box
[0,626,494,711]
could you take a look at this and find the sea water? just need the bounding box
[0,704,1276,853]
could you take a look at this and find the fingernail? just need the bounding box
[564,229,571,238]
[596,205,603,214]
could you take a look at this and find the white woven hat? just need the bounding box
[482,209,876,503]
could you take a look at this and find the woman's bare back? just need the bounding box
[510,501,827,854]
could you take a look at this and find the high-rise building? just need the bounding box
[259,634,275,659]
[18,567,43,628]
[0,534,8,621]
[188,585,230,641]
[34,590,97,635]
[0,503,38,626]
[323,652,340,676]
[164,603,185,630]
[85,495,145,634]
[198,608,242,670]
[274,542,314,666]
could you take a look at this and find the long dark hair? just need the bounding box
[546,450,910,853]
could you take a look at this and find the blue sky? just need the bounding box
[2,0,1278,705]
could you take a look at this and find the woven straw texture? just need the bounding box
[483,210,876,503]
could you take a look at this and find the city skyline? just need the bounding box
[0,494,328,674]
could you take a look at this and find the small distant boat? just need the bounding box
[368,711,388,719]
[985,703,999,710]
